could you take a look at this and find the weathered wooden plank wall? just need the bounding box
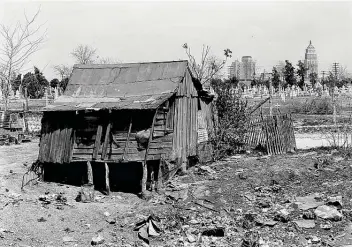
[38,112,75,163]
[171,70,199,167]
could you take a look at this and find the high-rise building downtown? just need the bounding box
[228,56,256,81]
[304,40,318,78]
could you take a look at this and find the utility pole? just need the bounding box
[331,63,339,126]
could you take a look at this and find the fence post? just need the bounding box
[24,88,29,111]
[45,87,48,106]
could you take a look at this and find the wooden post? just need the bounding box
[122,116,133,161]
[104,162,110,195]
[101,111,112,160]
[45,87,48,106]
[93,125,103,160]
[141,109,157,196]
[24,88,29,111]
[101,122,111,160]
[87,161,93,185]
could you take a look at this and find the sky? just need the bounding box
[1,1,352,80]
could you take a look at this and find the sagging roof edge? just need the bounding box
[42,93,175,112]
[73,60,189,69]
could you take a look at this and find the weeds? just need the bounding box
[290,97,340,115]
[210,79,248,160]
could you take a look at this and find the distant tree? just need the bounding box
[53,64,72,80]
[22,67,48,98]
[271,67,281,89]
[283,60,296,88]
[182,43,232,85]
[0,8,46,110]
[71,44,98,64]
[309,72,318,86]
[338,65,349,81]
[251,77,258,87]
[296,60,308,89]
[325,72,336,89]
[10,73,22,93]
[50,78,60,88]
[59,78,69,92]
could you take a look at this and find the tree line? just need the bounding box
[249,60,351,90]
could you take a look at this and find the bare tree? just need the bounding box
[0,8,46,110]
[53,64,72,80]
[182,43,232,86]
[97,56,120,64]
[338,65,349,81]
[71,44,97,64]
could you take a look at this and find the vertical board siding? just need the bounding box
[172,70,200,165]
[38,112,75,163]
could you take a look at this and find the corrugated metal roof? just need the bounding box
[45,61,190,111]
[43,93,173,111]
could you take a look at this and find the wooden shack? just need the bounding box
[38,61,214,194]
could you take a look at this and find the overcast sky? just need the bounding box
[1,1,352,80]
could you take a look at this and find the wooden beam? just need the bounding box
[101,122,112,160]
[104,162,110,195]
[250,97,270,115]
[141,109,158,196]
[122,116,133,161]
[92,125,103,160]
[87,161,93,185]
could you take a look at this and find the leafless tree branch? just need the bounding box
[0,7,46,109]
[182,43,232,86]
[71,44,97,64]
[53,64,73,80]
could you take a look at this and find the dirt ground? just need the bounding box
[1,138,352,246]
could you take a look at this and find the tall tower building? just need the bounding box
[228,60,241,79]
[228,56,256,81]
[304,40,318,77]
[241,56,256,81]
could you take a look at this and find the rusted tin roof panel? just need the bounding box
[47,60,197,111]
[65,78,180,98]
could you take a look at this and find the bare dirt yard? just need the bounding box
[1,139,352,246]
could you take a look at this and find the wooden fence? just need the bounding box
[244,114,296,155]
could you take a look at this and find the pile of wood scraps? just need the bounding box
[0,133,32,146]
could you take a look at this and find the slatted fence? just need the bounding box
[245,114,296,155]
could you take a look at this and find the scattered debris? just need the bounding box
[37,217,47,222]
[202,227,225,237]
[76,184,95,203]
[293,220,316,229]
[303,210,316,219]
[274,209,290,223]
[314,205,343,221]
[164,181,189,202]
[186,233,196,243]
[241,231,260,247]
[134,215,162,244]
[293,194,324,210]
[320,222,332,230]
[328,195,343,209]
[62,236,77,243]
[199,166,216,175]
[91,235,105,245]
[106,217,116,224]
